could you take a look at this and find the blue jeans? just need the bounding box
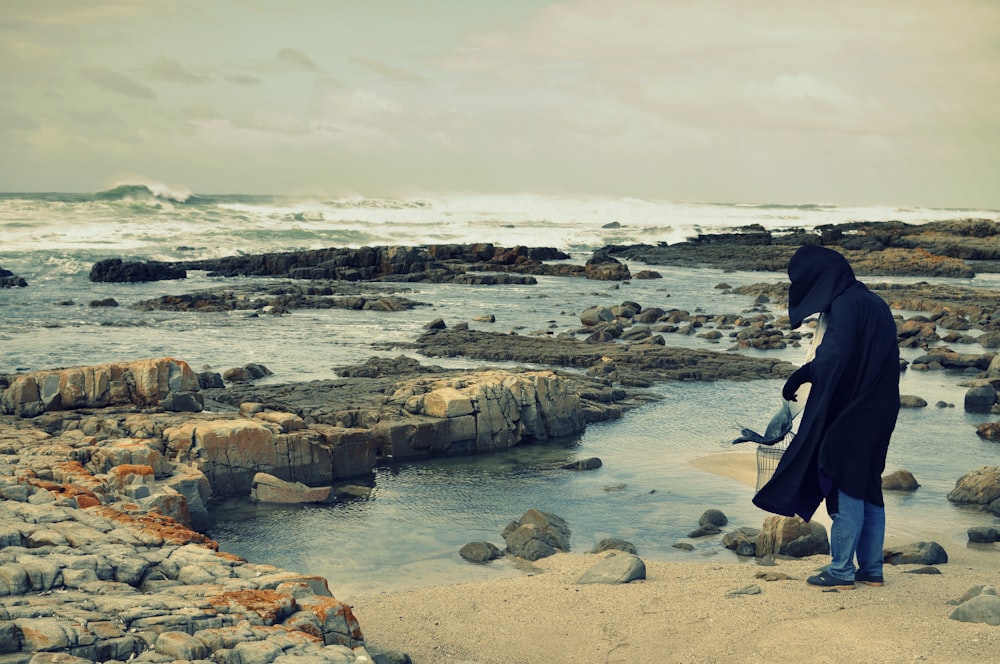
[828,489,885,581]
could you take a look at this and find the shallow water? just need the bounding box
[208,362,1000,601]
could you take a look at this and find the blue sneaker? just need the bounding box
[806,571,855,590]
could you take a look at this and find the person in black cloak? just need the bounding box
[752,245,900,590]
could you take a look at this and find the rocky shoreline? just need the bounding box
[2,220,1000,662]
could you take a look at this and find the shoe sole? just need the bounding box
[857,580,884,587]
[808,583,855,590]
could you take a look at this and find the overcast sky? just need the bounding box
[1,0,997,207]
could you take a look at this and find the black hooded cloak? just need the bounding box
[753,245,900,521]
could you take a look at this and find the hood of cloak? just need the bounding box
[787,245,858,329]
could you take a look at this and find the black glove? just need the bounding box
[782,363,812,402]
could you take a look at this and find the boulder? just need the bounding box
[947,466,1000,510]
[900,395,927,408]
[950,594,1000,626]
[576,552,646,585]
[964,384,998,413]
[722,527,760,557]
[882,469,920,491]
[967,527,999,543]
[699,509,728,527]
[580,306,615,326]
[561,457,602,471]
[976,422,1000,442]
[459,542,503,563]
[250,472,332,504]
[162,390,204,413]
[502,509,571,561]
[883,541,948,565]
[756,515,829,558]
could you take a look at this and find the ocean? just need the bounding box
[2,183,999,600]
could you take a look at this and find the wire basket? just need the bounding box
[755,439,790,491]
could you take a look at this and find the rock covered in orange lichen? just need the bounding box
[31,460,107,507]
[89,505,218,549]
[296,595,364,645]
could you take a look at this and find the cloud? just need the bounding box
[273,48,319,71]
[349,56,428,84]
[144,56,209,83]
[0,105,39,131]
[80,66,156,99]
[225,73,261,86]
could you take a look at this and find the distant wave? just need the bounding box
[321,197,431,210]
[722,202,838,211]
[94,181,195,203]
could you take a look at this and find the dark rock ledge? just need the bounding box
[604,218,1000,277]
[0,266,27,288]
[88,243,632,284]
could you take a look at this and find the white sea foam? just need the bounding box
[1,189,996,263]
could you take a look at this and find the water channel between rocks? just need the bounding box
[207,360,1000,601]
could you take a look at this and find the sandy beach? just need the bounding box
[351,451,1000,664]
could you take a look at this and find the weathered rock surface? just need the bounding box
[756,516,830,558]
[947,466,1000,513]
[0,358,200,418]
[0,478,366,662]
[502,509,572,561]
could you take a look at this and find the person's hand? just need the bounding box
[782,364,811,402]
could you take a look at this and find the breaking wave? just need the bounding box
[93,181,195,203]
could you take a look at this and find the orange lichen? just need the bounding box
[27,475,103,506]
[76,495,100,509]
[110,464,155,477]
[207,590,297,624]
[213,550,246,563]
